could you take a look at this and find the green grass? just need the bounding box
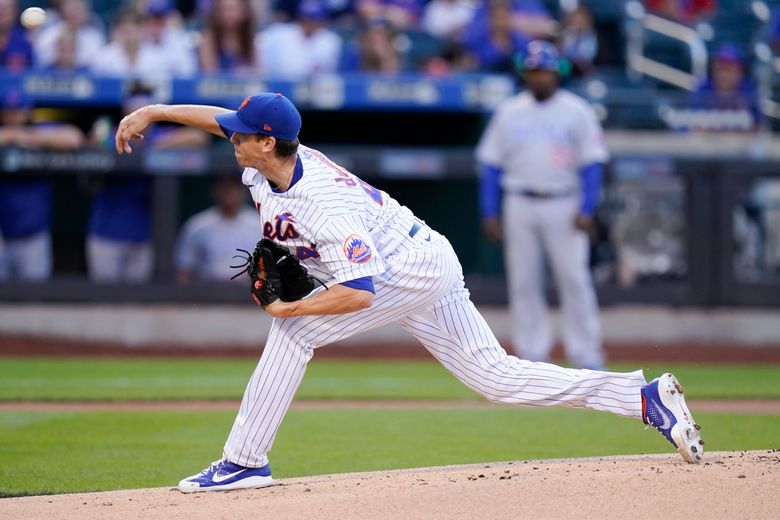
[1,408,778,497]
[0,358,778,401]
[1,357,777,497]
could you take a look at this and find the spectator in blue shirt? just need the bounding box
[0,0,34,71]
[463,0,556,51]
[0,90,84,281]
[462,0,530,73]
[688,43,762,132]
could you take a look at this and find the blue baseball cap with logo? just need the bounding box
[215,93,302,141]
[521,40,561,72]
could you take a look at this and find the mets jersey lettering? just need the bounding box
[262,212,300,241]
[241,145,421,286]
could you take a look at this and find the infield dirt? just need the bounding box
[2,450,778,520]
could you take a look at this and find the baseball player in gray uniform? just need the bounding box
[115,91,704,493]
[477,40,606,369]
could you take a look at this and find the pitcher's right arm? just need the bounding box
[115,104,230,154]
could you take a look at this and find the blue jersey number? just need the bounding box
[334,175,383,206]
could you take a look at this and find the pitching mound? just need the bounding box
[3,451,778,519]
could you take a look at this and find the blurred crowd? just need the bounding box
[0,1,774,83]
[0,0,610,78]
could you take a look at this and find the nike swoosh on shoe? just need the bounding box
[651,398,672,430]
[212,469,247,483]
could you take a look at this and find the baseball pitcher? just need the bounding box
[115,92,704,493]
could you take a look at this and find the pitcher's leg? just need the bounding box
[223,244,460,468]
[223,322,313,467]
[400,288,644,418]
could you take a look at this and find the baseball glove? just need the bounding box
[231,239,324,305]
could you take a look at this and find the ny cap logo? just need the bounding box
[239,97,251,110]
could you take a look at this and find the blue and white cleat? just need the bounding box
[641,373,704,464]
[178,459,274,493]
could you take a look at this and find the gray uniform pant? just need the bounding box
[502,193,605,369]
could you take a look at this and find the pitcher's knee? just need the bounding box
[479,386,524,404]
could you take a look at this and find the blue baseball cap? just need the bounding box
[522,40,561,72]
[298,0,327,20]
[146,0,172,16]
[713,42,743,65]
[215,93,302,141]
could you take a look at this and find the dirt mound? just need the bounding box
[2,451,778,520]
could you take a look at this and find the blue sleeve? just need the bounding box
[479,163,503,219]
[340,276,375,293]
[771,7,780,38]
[579,162,603,216]
[514,0,549,16]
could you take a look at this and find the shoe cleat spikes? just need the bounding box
[641,373,704,464]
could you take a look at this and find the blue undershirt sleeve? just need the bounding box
[340,276,375,293]
[579,162,604,216]
[479,163,503,219]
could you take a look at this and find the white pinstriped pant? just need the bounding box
[223,232,646,468]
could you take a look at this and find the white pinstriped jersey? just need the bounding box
[476,90,608,193]
[242,144,423,287]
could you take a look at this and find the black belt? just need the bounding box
[512,189,576,199]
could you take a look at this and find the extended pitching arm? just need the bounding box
[115,104,231,154]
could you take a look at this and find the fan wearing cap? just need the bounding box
[688,42,762,132]
[0,90,84,281]
[476,40,608,370]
